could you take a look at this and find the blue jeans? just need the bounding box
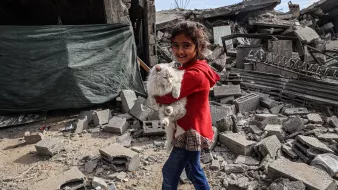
[162,147,210,190]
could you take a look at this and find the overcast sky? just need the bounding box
[155,0,319,12]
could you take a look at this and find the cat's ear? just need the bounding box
[168,61,175,68]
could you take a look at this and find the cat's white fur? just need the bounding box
[146,62,187,153]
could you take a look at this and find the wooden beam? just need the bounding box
[137,56,150,72]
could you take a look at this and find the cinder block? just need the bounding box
[210,104,234,125]
[254,114,279,129]
[219,133,256,156]
[282,116,305,133]
[249,125,264,135]
[270,105,284,114]
[129,101,154,121]
[100,143,140,172]
[142,120,165,136]
[282,145,298,159]
[120,90,137,113]
[24,131,44,144]
[214,85,241,98]
[260,98,279,109]
[35,138,64,156]
[234,93,260,113]
[264,124,285,141]
[254,135,281,159]
[103,117,129,135]
[268,159,336,190]
[306,113,323,124]
[93,109,112,126]
[329,116,338,128]
[75,111,94,134]
[284,107,309,115]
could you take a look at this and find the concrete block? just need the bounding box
[220,96,234,104]
[214,85,241,98]
[317,133,338,141]
[284,107,309,115]
[270,105,283,114]
[147,110,160,120]
[120,90,137,113]
[282,116,305,133]
[216,116,233,132]
[129,102,154,121]
[142,120,165,136]
[74,110,94,134]
[295,135,333,154]
[224,164,249,174]
[294,26,320,43]
[260,98,279,109]
[28,167,86,190]
[100,143,140,172]
[234,155,260,166]
[85,159,98,173]
[249,125,264,135]
[307,113,323,124]
[210,104,234,125]
[201,152,213,164]
[268,159,336,190]
[234,93,260,113]
[210,159,221,171]
[282,144,298,159]
[116,132,132,147]
[267,178,306,190]
[103,117,129,135]
[93,109,111,126]
[254,135,281,159]
[254,114,279,129]
[329,116,338,128]
[264,124,285,141]
[24,131,44,144]
[35,138,64,156]
[219,133,256,156]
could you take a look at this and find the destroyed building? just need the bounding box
[1,0,338,190]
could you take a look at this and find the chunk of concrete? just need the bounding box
[249,125,264,135]
[117,132,132,147]
[201,152,213,164]
[210,127,219,150]
[210,104,234,125]
[92,177,108,189]
[282,116,305,133]
[103,117,129,135]
[270,105,283,114]
[254,114,279,129]
[120,90,137,113]
[100,143,140,171]
[234,93,260,113]
[329,116,338,128]
[35,138,64,156]
[210,159,221,171]
[74,110,94,134]
[268,178,306,190]
[255,135,281,159]
[129,102,154,121]
[307,113,323,124]
[24,131,44,144]
[284,107,309,116]
[214,85,241,98]
[268,159,336,190]
[295,135,333,154]
[220,96,235,104]
[317,133,338,141]
[261,98,279,109]
[264,124,285,141]
[28,167,86,190]
[294,26,320,43]
[310,153,338,178]
[282,144,299,159]
[219,133,256,156]
[93,109,111,126]
[216,116,233,132]
[224,164,249,174]
[234,155,260,166]
[142,120,165,136]
[85,159,98,173]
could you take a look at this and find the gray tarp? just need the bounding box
[0,24,146,113]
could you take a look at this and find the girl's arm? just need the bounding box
[155,69,204,104]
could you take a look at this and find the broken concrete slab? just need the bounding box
[264,124,285,141]
[261,98,279,109]
[329,116,338,128]
[307,113,323,124]
[282,144,299,159]
[214,85,241,98]
[35,137,64,156]
[282,116,305,134]
[294,26,320,43]
[255,135,281,159]
[92,177,108,190]
[129,102,154,121]
[234,155,260,166]
[270,105,283,114]
[268,178,306,190]
[120,90,137,113]
[24,131,44,144]
[234,93,260,113]
[116,132,132,147]
[220,96,235,104]
[310,153,338,178]
[100,143,140,172]
[283,107,309,116]
[254,114,279,129]
[201,152,213,164]
[224,164,249,174]
[74,110,94,134]
[210,104,234,125]
[103,117,129,135]
[142,120,165,136]
[317,133,338,141]
[28,167,86,190]
[85,159,98,173]
[219,133,256,156]
[210,159,221,171]
[295,135,333,154]
[268,159,336,190]
[249,125,264,135]
[216,116,233,132]
[93,109,111,127]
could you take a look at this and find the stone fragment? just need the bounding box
[249,125,264,135]
[92,177,108,190]
[234,155,260,166]
[100,143,140,171]
[209,127,218,150]
[210,104,234,125]
[219,133,256,156]
[220,96,234,104]
[234,93,260,113]
[120,90,137,113]
[216,116,233,132]
[28,167,85,190]
[85,159,98,173]
[224,164,248,173]
[310,153,338,177]
[317,133,338,141]
[131,147,144,153]
[35,138,64,156]
[264,124,285,141]
[282,116,305,134]
[282,144,298,159]
[307,113,323,124]
[129,102,154,121]
[268,159,336,190]
[201,152,213,164]
[214,85,241,98]
[210,159,220,171]
[103,117,129,135]
[116,132,132,147]
[294,26,320,43]
[74,110,94,134]
[268,178,306,190]
[270,105,283,114]
[228,176,250,189]
[261,98,279,109]
[108,183,117,190]
[255,135,281,159]
[254,114,279,129]
[24,131,44,144]
[142,120,165,136]
[93,109,111,126]
[329,116,338,128]
[283,107,309,115]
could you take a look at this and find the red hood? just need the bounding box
[179,59,220,87]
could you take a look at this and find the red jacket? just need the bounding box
[155,60,220,140]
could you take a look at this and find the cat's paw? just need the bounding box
[172,90,180,99]
[164,106,174,116]
[160,118,170,127]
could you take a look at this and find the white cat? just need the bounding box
[146,62,187,152]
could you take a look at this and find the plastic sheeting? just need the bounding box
[0,24,146,113]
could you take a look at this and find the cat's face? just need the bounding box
[150,64,174,87]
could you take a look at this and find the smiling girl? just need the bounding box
[156,21,220,190]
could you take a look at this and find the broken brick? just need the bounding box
[93,109,111,127]
[254,114,279,129]
[213,85,241,98]
[234,93,260,113]
[264,124,285,141]
[254,135,281,159]
[103,117,129,135]
[282,116,305,134]
[120,90,137,113]
[219,133,256,156]
[306,113,323,124]
[35,137,64,156]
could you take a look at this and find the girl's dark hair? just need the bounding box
[170,21,209,59]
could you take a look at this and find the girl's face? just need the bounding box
[171,33,197,65]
